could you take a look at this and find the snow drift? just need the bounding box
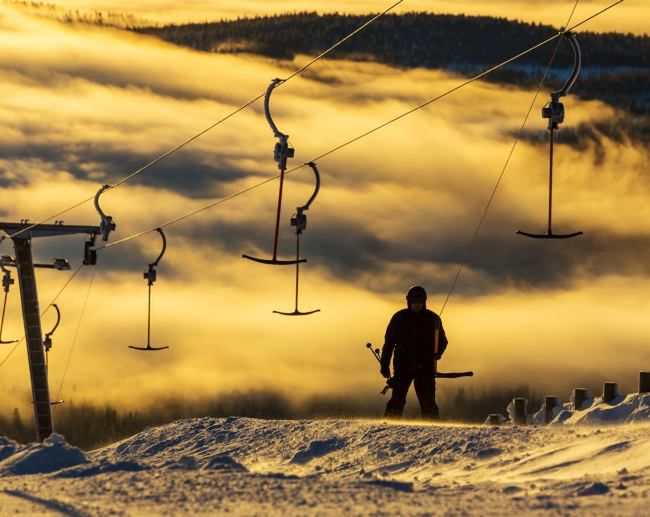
[0,433,87,475]
[555,393,650,425]
[92,416,650,484]
[498,392,650,426]
[2,417,650,515]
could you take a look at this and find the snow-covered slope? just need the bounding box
[1,418,650,515]
[94,417,650,482]
[509,392,650,426]
[557,393,650,425]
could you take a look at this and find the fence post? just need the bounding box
[573,388,588,411]
[513,398,527,425]
[544,396,560,424]
[487,414,501,426]
[640,372,650,394]
[603,382,618,403]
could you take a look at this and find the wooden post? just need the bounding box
[603,382,618,403]
[487,414,501,426]
[640,372,650,394]
[544,396,560,424]
[573,388,588,411]
[513,398,527,425]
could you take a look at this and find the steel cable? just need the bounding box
[55,266,96,401]
[5,0,406,241]
[439,0,582,314]
[96,1,622,253]
[0,263,84,369]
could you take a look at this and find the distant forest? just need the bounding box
[136,12,649,116]
[1,385,543,449]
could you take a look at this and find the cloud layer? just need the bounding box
[0,6,648,412]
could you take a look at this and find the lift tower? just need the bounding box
[0,221,98,441]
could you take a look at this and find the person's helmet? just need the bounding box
[406,285,427,302]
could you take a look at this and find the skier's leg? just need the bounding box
[414,372,439,420]
[384,374,413,419]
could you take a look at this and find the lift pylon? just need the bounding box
[0,221,98,441]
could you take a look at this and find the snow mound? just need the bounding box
[495,392,650,426]
[0,436,20,462]
[55,459,147,478]
[550,393,650,425]
[0,433,88,475]
[94,416,532,480]
[577,481,610,496]
[358,479,414,492]
[204,454,248,471]
[93,416,650,487]
[290,437,346,464]
[2,416,650,516]
[627,394,650,422]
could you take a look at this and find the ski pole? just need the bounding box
[365,342,474,386]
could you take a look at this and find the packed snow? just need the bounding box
[557,393,650,425]
[1,401,649,515]
[499,391,650,427]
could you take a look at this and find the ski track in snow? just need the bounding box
[1,415,649,515]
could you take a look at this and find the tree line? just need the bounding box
[136,12,649,115]
[0,385,543,450]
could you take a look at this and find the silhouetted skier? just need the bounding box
[380,286,448,420]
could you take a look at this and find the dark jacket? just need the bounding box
[381,307,448,376]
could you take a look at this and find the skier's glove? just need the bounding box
[433,353,442,360]
[380,364,391,379]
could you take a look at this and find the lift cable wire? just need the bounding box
[439,0,581,315]
[55,266,96,401]
[95,0,622,253]
[4,0,405,243]
[0,263,84,369]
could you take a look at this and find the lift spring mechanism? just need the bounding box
[43,303,61,354]
[1,257,17,344]
[83,183,117,266]
[83,233,97,266]
[44,304,64,405]
[94,184,117,242]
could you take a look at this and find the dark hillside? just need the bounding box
[136,12,649,115]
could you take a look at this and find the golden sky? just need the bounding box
[0,2,648,414]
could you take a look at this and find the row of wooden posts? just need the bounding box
[487,371,650,426]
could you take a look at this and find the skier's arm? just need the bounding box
[435,318,448,359]
[380,315,397,376]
